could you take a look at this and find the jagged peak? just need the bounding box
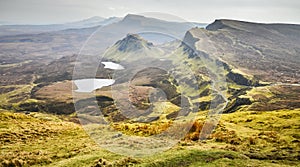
[123,33,142,40]
[115,33,153,52]
[182,29,199,45]
[180,29,200,57]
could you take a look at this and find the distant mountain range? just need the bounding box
[0,15,207,37]
[0,14,205,64]
[0,16,121,36]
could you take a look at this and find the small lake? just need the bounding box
[102,61,124,70]
[74,62,124,92]
[74,79,115,93]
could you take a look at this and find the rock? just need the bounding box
[223,97,252,113]
[206,20,228,31]
[226,71,252,86]
[112,133,122,139]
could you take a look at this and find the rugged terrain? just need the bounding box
[0,15,299,166]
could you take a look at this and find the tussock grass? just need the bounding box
[220,109,300,164]
[0,111,107,166]
[1,108,299,166]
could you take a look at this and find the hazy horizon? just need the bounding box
[0,0,300,25]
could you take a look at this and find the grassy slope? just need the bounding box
[1,109,299,167]
[0,84,36,109]
[0,111,115,167]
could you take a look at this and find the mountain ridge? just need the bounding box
[207,19,300,31]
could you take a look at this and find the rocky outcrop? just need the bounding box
[226,71,252,86]
[181,30,200,58]
[206,20,229,31]
[195,101,211,111]
[18,100,75,115]
[223,97,252,113]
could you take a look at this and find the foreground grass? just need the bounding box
[1,109,299,166]
[0,111,112,166]
[220,109,300,164]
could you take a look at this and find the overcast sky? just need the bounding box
[0,0,299,24]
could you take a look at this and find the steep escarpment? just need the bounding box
[206,19,231,31]
[188,19,300,83]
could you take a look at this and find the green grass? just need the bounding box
[1,109,299,166]
[220,109,300,164]
[0,111,109,166]
[0,83,37,110]
[138,148,290,167]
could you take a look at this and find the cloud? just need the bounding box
[108,7,116,11]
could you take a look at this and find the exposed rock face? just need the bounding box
[181,30,200,58]
[206,20,228,31]
[223,97,252,113]
[195,101,211,111]
[182,30,199,49]
[226,72,252,86]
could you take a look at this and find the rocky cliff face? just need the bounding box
[186,19,300,83]
[182,29,199,49]
[181,29,201,58]
[206,20,229,31]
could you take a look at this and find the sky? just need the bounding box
[0,0,299,24]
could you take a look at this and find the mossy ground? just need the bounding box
[1,108,299,167]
